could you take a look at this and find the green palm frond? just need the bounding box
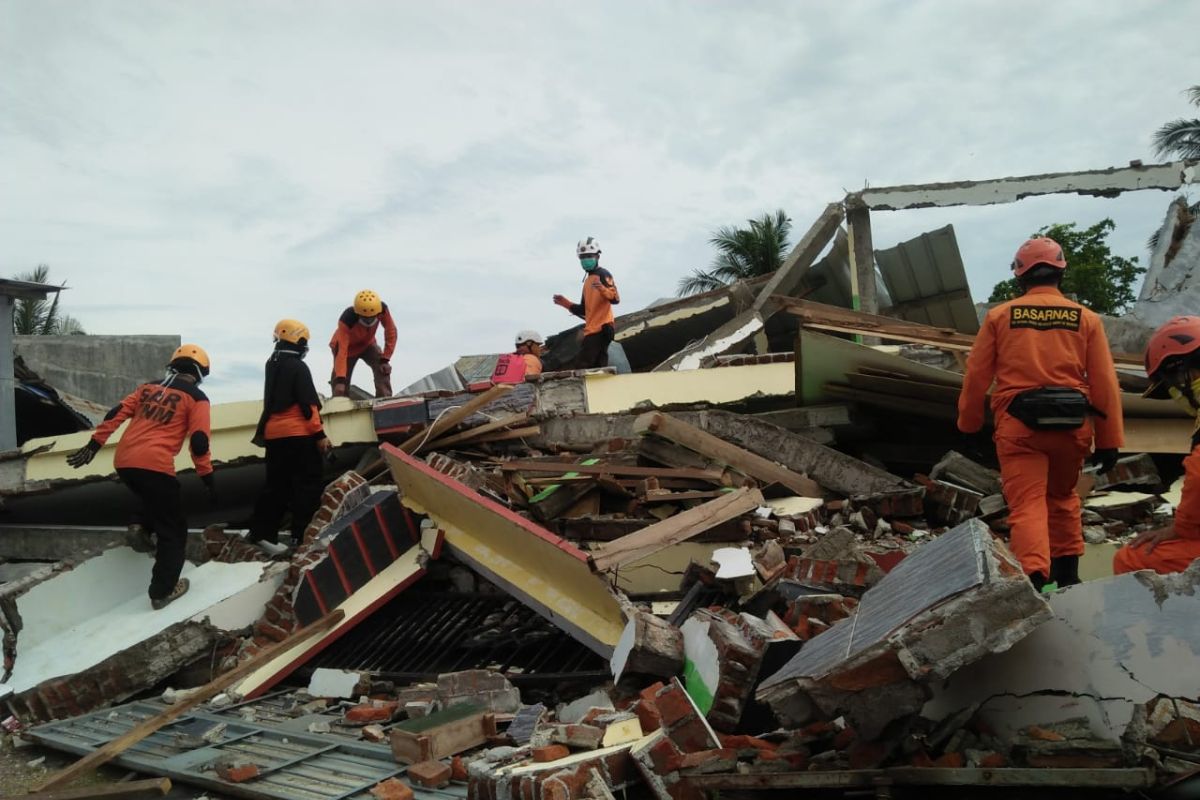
[1153,118,1200,160]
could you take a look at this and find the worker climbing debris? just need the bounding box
[330,288,397,398]
[65,344,216,610]
[957,236,1124,590]
[554,236,620,369]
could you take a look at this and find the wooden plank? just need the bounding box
[465,425,540,444]
[633,412,822,498]
[25,779,172,800]
[640,490,729,503]
[591,486,764,571]
[425,412,529,448]
[399,384,514,454]
[502,460,725,482]
[34,610,345,792]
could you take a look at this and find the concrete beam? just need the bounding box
[850,160,1198,211]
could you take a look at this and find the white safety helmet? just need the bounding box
[515,329,545,346]
[576,237,601,257]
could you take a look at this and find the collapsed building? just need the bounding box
[2,158,1200,799]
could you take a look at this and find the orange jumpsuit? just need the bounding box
[957,286,1123,578]
[1113,388,1200,574]
[566,267,620,369]
[329,305,397,397]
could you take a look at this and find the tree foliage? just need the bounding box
[988,219,1144,315]
[677,209,792,296]
[11,264,85,335]
[1153,85,1200,160]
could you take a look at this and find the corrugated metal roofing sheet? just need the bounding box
[876,224,979,333]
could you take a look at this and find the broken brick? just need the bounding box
[345,701,398,724]
[632,699,662,733]
[451,755,468,782]
[533,745,570,763]
[371,778,415,800]
[1025,725,1066,742]
[978,752,1007,768]
[653,683,694,728]
[216,760,261,783]
[408,760,452,788]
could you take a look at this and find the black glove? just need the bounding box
[1090,448,1120,476]
[66,439,101,469]
[331,377,349,398]
[201,472,218,506]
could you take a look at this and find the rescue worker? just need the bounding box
[329,289,397,398]
[66,344,216,610]
[249,319,332,548]
[514,330,544,377]
[957,236,1123,590]
[1113,316,1200,574]
[553,237,620,369]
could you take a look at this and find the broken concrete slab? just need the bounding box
[383,443,626,658]
[757,519,1052,739]
[307,668,362,699]
[611,610,684,683]
[923,563,1200,746]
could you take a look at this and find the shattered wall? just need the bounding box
[14,334,181,406]
[1131,197,1200,332]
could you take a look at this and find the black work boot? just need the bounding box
[1049,555,1081,587]
[1029,572,1048,591]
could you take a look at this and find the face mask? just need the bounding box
[580,257,598,271]
[358,315,377,327]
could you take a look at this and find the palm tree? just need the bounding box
[677,209,792,296]
[1152,85,1200,160]
[11,264,85,335]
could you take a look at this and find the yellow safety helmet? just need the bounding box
[354,289,383,318]
[274,318,310,345]
[170,343,210,377]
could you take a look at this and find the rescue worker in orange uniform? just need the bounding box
[329,289,397,398]
[249,320,332,548]
[514,330,545,377]
[957,237,1123,590]
[1113,316,1200,574]
[554,237,620,369]
[66,345,216,610]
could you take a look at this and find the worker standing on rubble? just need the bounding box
[249,319,332,550]
[490,330,545,383]
[957,236,1123,590]
[329,289,397,398]
[65,345,216,610]
[1114,317,1200,574]
[553,237,620,369]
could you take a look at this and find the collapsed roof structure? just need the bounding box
[3,158,1200,799]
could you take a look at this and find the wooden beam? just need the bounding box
[399,384,514,454]
[25,779,171,800]
[501,460,726,482]
[633,412,822,497]
[425,412,529,448]
[591,486,764,571]
[753,202,845,314]
[34,610,345,792]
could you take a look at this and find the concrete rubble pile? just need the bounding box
[7,183,1200,795]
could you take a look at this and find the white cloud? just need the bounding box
[3,0,1197,401]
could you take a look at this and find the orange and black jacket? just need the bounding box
[90,378,213,477]
[329,304,398,380]
[957,285,1124,449]
[254,348,325,442]
[567,267,620,335]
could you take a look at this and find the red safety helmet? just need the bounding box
[1143,316,1200,397]
[1011,236,1067,277]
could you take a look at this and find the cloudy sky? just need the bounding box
[3,1,1197,402]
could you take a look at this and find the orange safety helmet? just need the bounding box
[1011,236,1067,277]
[170,343,210,377]
[1143,316,1200,397]
[354,289,383,318]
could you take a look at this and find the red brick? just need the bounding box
[632,699,662,733]
[666,779,704,800]
[646,736,684,774]
[408,760,451,788]
[934,752,964,768]
[255,619,293,642]
[345,702,397,724]
[371,778,415,800]
[653,683,694,728]
[832,726,857,750]
[978,752,1007,768]
[533,745,570,763]
[639,681,666,703]
[718,734,776,752]
[216,761,261,783]
[665,717,716,754]
[451,756,468,782]
[678,748,737,770]
[1025,725,1065,742]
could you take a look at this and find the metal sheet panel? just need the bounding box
[875,225,979,333]
[30,700,465,800]
[760,520,989,689]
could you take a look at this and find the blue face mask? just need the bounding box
[580,257,598,271]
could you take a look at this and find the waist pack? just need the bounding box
[1007,387,1103,431]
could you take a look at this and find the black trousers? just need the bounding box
[117,468,186,600]
[249,435,325,543]
[574,324,614,369]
